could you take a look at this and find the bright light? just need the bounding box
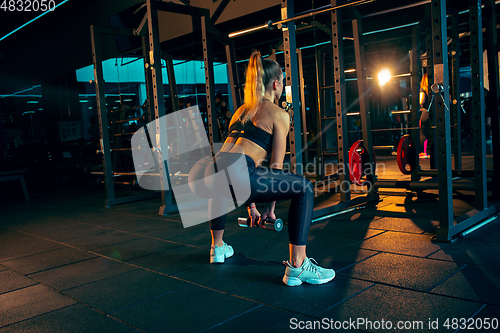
[378,68,391,86]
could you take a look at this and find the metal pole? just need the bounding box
[278,0,374,26]
[142,36,154,123]
[163,52,180,112]
[410,25,421,182]
[282,0,303,175]
[352,9,375,191]
[320,44,338,177]
[450,12,462,170]
[91,25,115,207]
[419,169,494,178]
[460,214,500,237]
[297,48,308,166]
[376,180,477,191]
[314,47,324,178]
[362,0,430,18]
[484,0,500,200]
[431,0,454,242]
[225,41,241,112]
[424,7,436,169]
[469,0,487,210]
[332,0,351,202]
[147,0,174,216]
[228,0,374,38]
[201,15,220,145]
[163,52,186,166]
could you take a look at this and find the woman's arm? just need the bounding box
[263,109,290,216]
[269,109,290,170]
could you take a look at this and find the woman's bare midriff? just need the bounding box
[230,138,268,166]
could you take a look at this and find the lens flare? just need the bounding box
[378,68,391,86]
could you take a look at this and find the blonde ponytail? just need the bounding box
[241,51,265,124]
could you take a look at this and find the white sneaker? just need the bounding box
[210,242,234,264]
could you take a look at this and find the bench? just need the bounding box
[0,169,30,201]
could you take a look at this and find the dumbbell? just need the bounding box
[238,217,283,232]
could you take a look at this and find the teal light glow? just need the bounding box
[363,22,419,35]
[0,85,41,98]
[0,94,42,98]
[77,58,228,85]
[0,0,71,42]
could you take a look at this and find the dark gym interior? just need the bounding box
[1,0,500,332]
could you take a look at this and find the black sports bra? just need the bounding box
[227,119,273,154]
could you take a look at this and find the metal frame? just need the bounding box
[141,37,154,123]
[484,0,500,200]
[424,8,436,169]
[431,0,454,240]
[145,0,236,215]
[297,48,308,167]
[372,1,499,242]
[99,1,499,238]
[143,0,238,215]
[225,40,241,112]
[228,0,380,218]
[468,0,488,211]
[377,0,500,242]
[315,44,337,180]
[91,25,159,208]
[450,10,462,170]
[91,0,234,215]
[201,15,219,145]
[273,42,308,168]
[331,0,351,202]
[350,7,375,192]
[146,0,176,216]
[410,25,422,182]
[309,0,381,219]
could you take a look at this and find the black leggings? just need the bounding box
[188,152,313,245]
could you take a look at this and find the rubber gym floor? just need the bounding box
[1,153,499,333]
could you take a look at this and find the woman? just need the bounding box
[188,51,334,286]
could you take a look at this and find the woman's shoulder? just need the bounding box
[262,101,287,116]
[264,102,289,123]
[254,103,288,133]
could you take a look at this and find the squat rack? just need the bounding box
[231,0,380,218]
[228,0,500,241]
[91,0,239,216]
[374,0,500,241]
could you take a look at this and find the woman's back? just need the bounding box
[222,100,289,166]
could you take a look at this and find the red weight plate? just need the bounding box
[349,140,364,186]
[397,134,415,175]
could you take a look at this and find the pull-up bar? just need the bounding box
[228,0,375,38]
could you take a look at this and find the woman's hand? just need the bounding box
[260,209,277,225]
[247,206,261,227]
